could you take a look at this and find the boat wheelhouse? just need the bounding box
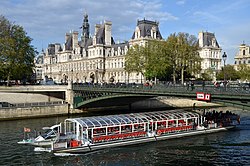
[17,124,61,147]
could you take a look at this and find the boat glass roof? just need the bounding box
[66,110,199,129]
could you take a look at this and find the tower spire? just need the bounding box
[81,11,90,45]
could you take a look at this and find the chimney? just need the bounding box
[65,33,70,43]
[95,24,101,35]
[72,31,78,50]
[104,20,112,46]
[198,31,204,48]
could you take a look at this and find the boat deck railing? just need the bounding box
[92,131,147,143]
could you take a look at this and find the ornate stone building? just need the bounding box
[42,13,162,84]
[40,13,225,84]
[234,43,250,70]
[34,54,43,83]
[198,31,222,72]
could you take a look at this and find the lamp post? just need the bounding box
[96,66,99,84]
[222,52,227,87]
[71,69,73,83]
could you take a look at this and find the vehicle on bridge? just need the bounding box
[18,109,240,155]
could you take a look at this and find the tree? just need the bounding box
[124,44,146,79]
[144,40,170,81]
[216,65,239,81]
[125,40,170,83]
[237,64,250,81]
[165,33,201,84]
[0,15,36,85]
[201,68,214,81]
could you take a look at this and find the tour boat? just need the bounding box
[19,109,240,154]
[17,124,61,147]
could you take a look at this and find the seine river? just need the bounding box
[0,108,250,166]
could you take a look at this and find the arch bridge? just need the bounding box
[0,84,250,110]
[72,84,250,110]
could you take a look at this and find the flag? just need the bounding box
[24,127,31,132]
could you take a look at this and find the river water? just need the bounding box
[0,108,250,166]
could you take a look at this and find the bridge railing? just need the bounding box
[0,101,65,109]
[72,83,250,95]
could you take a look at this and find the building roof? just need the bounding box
[112,42,129,50]
[95,24,115,45]
[79,37,93,48]
[65,35,73,50]
[199,32,220,48]
[47,44,56,55]
[131,19,162,39]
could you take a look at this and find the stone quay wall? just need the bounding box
[0,104,69,121]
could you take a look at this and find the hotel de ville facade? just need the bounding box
[39,13,162,84]
[36,13,222,84]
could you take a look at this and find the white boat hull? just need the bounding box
[53,126,235,154]
[17,138,55,147]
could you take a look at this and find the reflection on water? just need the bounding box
[0,109,250,165]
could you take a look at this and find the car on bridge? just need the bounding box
[0,102,14,108]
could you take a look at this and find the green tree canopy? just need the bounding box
[165,33,201,84]
[124,44,146,75]
[144,40,170,80]
[0,15,37,85]
[216,65,239,81]
[125,40,171,82]
[125,33,201,84]
[237,64,250,81]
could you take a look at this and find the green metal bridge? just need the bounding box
[0,84,249,110]
[72,84,250,110]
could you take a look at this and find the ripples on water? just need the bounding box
[0,109,250,166]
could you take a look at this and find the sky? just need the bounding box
[1,0,250,64]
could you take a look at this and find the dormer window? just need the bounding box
[147,29,150,35]
[212,38,216,47]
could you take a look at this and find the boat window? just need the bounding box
[178,119,185,126]
[133,123,145,131]
[85,118,96,128]
[108,126,120,135]
[65,121,77,135]
[121,125,132,133]
[157,121,167,129]
[187,118,194,125]
[109,116,121,125]
[93,127,106,136]
[120,115,133,124]
[168,120,176,127]
[42,129,56,139]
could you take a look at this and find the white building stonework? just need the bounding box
[42,14,162,84]
[34,54,43,83]
[234,43,250,70]
[198,31,222,73]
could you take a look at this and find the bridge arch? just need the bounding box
[74,94,156,109]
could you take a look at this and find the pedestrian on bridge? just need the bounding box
[187,82,190,90]
[191,82,194,91]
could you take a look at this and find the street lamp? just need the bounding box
[96,66,99,84]
[71,69,73,83]
[222,52,227,82]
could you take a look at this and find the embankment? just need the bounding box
[0,105,69,121]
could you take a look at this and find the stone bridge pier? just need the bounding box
[65,82,74,109]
